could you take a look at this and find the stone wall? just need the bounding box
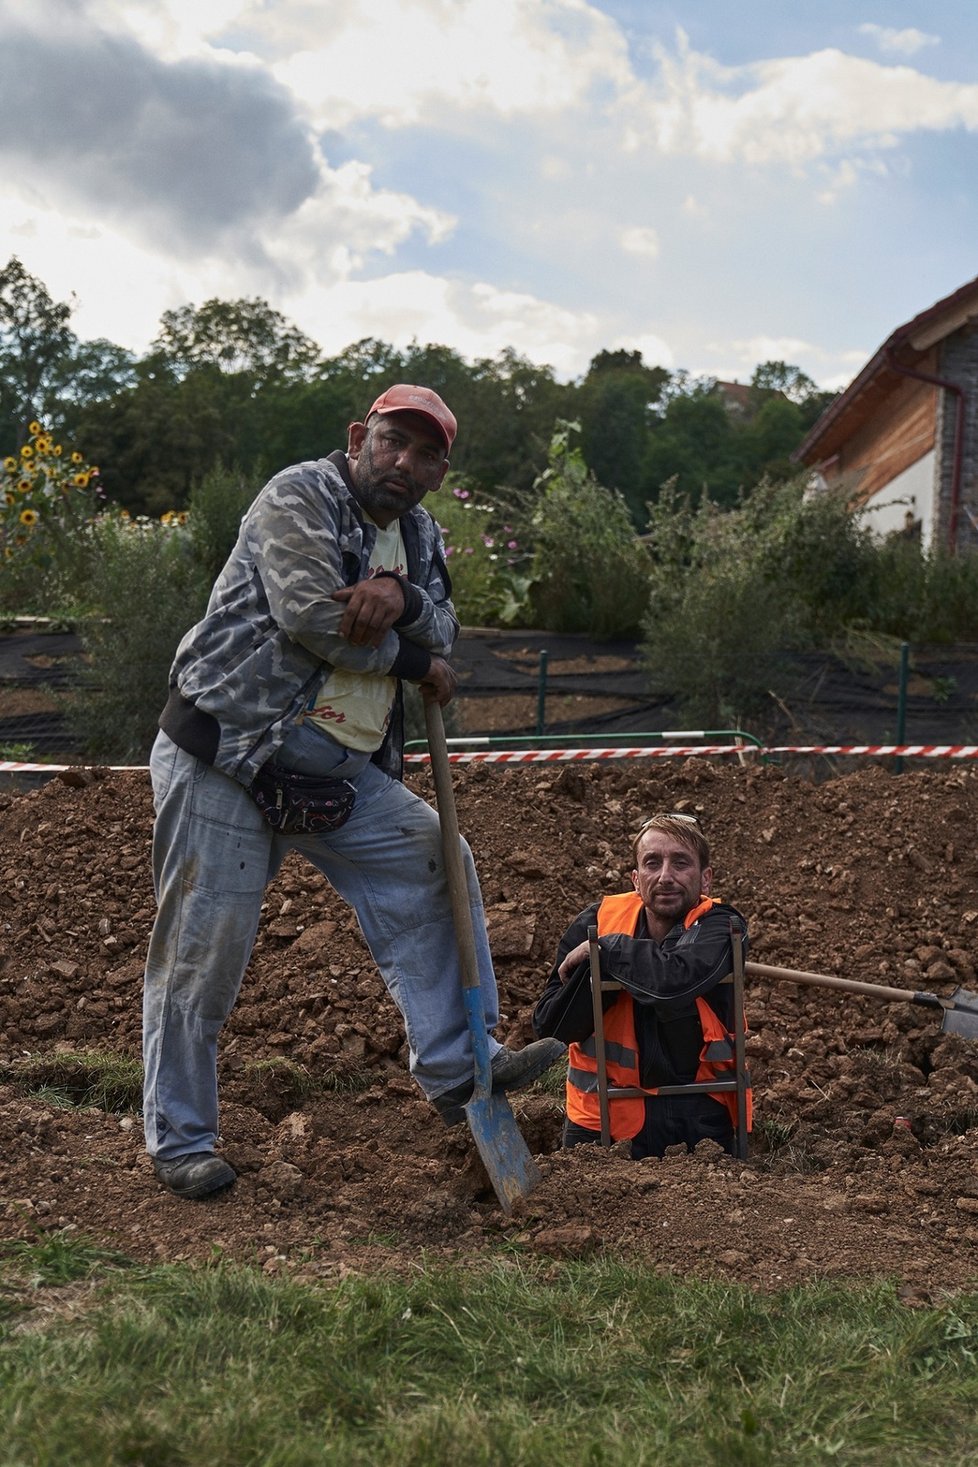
[936,323,978,552]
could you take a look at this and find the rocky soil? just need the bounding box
[3,751,978,1296]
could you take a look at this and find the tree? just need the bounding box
[152,297,321,388]
[453,347,570,496]
[0,256,76,448]
[749,359,837,432]
[527,421,650,637]
[642,383,741,509]
[576,349,670,525]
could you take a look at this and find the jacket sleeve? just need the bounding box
[388,516,459,658]
[532,905,607,1044]
[597,905,747,1010]
[240,469,457,675]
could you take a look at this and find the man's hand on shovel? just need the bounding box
[420,656,457,706]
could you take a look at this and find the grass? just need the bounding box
[0,1050,143,1113]
[1,1236,978,1465]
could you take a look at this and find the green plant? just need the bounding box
[188,460,261,586]
[432,475,531,627]
[639,474,891,726]
[0,420,104,614]
[527,421,651,638]
[0,740,35,760]
[1,1230,133,1285]
[1,1049,143,1112]
[61,511,210,761]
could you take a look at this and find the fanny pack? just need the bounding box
[250,762,357,835]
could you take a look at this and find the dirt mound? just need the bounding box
[3,756,978,1292]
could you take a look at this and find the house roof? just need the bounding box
[714,379,752,412]
[795,272,978,464]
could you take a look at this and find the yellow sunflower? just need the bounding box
[19,508,39,527]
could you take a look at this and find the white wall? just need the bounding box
[857,449,935,548]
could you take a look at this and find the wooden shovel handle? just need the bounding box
[746,960,947,1013]
[424,698,479,993]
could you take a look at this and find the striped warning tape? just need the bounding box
[4,743,978,775]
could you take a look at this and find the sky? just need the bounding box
[3,0,978,392]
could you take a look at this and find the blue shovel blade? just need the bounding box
[464,1093,543,1215]
[461,986,542,1214]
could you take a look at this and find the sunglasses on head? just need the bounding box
[638,812,702,832]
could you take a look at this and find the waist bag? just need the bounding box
[250,762,357,835]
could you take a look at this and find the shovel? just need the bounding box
[746,960,978,1041]
[423,697,543,1213]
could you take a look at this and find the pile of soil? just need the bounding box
[3,754,978,1295]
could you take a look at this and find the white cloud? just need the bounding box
[620,226,660,260]
[631,29,978,167]
[268,0,634,128]
[610,332,675,371]
[85,0,254,58]
[858,24,940,58]
[720,335,820,365]
[280,271,604,378]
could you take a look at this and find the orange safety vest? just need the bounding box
[566,891,752,1140]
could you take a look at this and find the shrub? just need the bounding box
[641,483,796,725]
[188,461,260,587]
[430,476,531,627]
[0,421,105,614]
[526,422,650,638]
[640,475,881,726]
[64,513,209,761]
[871,536,978,643]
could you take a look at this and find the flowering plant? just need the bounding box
[432,477,531,626]
[1,421,104,596]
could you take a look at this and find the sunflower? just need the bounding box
[19,508,39,527]
[71,451,83,464]
[73,472,90,488]
[20,444,33,458]
[3,456,16,473]
[28,420,42,436]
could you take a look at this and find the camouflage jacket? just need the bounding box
[159,451,458,786]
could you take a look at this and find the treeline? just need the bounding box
[0,256,835,523]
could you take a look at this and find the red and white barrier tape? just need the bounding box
[5,743,978,775]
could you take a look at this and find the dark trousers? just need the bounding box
[563,1092,734,1160]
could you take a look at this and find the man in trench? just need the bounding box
[532,811,749,1158]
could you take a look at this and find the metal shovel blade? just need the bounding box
[425,699,543,1215]
[943,988,978,1040]
[465,1094,543,1213]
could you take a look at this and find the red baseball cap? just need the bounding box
[367,384,457,454]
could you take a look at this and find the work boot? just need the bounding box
[432,1037,566,1126]
[154,1152,237,1200]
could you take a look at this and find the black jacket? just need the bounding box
[532,898,748,1089]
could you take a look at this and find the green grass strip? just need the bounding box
[2,1239,977,1466]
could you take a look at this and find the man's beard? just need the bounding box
[352,440,424,518]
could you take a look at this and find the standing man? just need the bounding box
[144,385,564,1199]
[533,812,749,1159]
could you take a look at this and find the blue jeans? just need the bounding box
[143,726,502,1160]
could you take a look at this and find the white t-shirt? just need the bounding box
[304,519,406,751]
